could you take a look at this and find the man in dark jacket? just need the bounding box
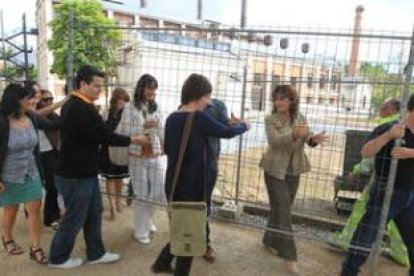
[203,98,240,262]
[48,65,149,269]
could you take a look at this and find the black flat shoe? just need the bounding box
[151,263,174,274]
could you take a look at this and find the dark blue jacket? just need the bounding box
[164,111,247,203]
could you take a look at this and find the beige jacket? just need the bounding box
[259,112,315,180]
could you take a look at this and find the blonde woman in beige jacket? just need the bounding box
[260,85,328,274]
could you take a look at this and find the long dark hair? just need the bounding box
[133,74,158,113]
[271,85,299,118]
[109,88,130,114]
[0,83,33,118]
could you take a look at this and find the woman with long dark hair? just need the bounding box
[0,83,59,264]
[259,85,328,274]
[118,74,166,244]
[99,88,130,219]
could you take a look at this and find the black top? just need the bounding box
[164,111,248,202]
[56,96,131,178]
[0,112,60,182]
[368,120,414,190]
[105,109,123,131]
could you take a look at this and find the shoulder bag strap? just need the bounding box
[169,112,195,204]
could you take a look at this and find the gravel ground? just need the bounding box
[0,203,407,276]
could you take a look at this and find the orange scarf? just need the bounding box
[72,91,94,105]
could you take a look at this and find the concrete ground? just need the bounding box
[0,204,408,276]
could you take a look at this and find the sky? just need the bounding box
[0,0,412,34]
[0,0,412,68]
[137,0,414,33]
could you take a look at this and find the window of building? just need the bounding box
[291,76,297,87]
[158,33,178,44]
[114,12,134,26]
[271,75,280,90]
[140,17,159,28]
[214,42,230,51]
[164,22,181,33]
[318,97,325,104]
[332,75,338,90]
[307,73,313,88]
[320,74,326,89]
[142,32,158,42]
[179,36,196,47]
[252,73,266,111]
[253,73,264,85]
[198,40,214,49]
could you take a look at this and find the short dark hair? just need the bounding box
[387,98,401,112]
[0,83,32,118]
[407,94,414,112]
[133,74,158,113]
[110,88,130,113]
[181,74,212,105]
[75,65,105,89]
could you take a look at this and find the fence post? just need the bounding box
[0,10,7,87]
[235,61,248,206]
[22,14,29,82]
[235,0,248,206]
[369,26,414,276]
[66,9,74,94]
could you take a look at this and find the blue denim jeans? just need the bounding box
[49,176,106,264]
[341,181,414,276]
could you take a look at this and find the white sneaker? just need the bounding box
[133,233,152,244]
[48,257,83,269]
[88,252,120,265]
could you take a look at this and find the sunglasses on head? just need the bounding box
[41,97,54,102]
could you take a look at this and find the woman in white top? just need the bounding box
[118,74,166,244]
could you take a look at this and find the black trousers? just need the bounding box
[39,150,60,226]
[153,243,193,276]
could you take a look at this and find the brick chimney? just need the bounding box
[348,5,364,77]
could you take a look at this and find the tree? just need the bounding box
[48,0,122,79]
[359,62,404,113]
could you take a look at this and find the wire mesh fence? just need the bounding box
[66,13,414,274]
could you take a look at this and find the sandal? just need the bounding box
[29,247,48,264]
[203,246,216,263]
[2,236,24,255]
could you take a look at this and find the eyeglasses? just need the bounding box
[41,97,54,102]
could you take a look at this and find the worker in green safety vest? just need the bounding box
[330,97,409,267]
